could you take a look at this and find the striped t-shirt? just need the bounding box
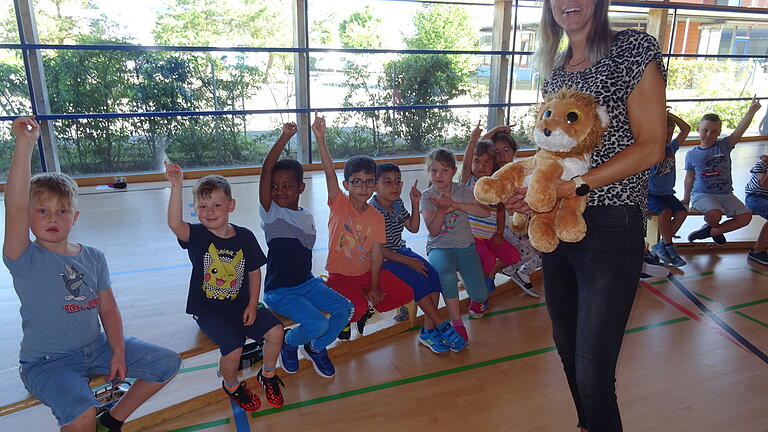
[746,159,768,196]
[466,176,498,240]
[370,196,409,251]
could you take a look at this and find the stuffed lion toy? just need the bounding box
[473,88,609,253]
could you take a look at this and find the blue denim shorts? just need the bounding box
[19,333,180,427]
[746,193,768,219]
[647,193,687,214]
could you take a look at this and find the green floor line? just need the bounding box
[693,291,724,306]
[251,345,558,418]
[167,418,230,432]
[247,316,688,420]
[162,288,768,431]
[720,297,768,312]
[748,267,768,278]
[734,311,768,329]
[179,363,219,374]
[651,271,714,286]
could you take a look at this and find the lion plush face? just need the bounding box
[532,88,609,156]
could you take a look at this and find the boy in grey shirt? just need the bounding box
[3,117,180,431]
[683,97,761,244]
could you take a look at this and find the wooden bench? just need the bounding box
[645,209,753,250]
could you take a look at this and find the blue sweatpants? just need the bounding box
[427,245,488,303]
[263,277,353,350]
[382,247,442,301]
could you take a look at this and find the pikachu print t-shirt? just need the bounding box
[179,223,266,315]
[326,192,386,276]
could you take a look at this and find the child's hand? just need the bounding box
[367,288,384,306]
[11,116,40,146]
[243,303,258,326]
[748,95,761,113]
[282,122,297,137]
[470,121,482,142]
[409,179,421,203]
[404,256,428,277]
[491,232,504,245]
[109,353,127,382]
[430,193,454,212]
[164,161,184,187]
[311,113,326,136]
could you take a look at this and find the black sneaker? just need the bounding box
[256,369,285,408]
[748,250,768,266]
[687,224,711,242]
[338,323,351,340]
[356,306,376,335]
[712,233,727,245]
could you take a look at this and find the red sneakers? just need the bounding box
[468,300,488,319]
[224,381,261,412]
[257,369,285,408]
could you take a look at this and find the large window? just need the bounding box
[1,0,767,180]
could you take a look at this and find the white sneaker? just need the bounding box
[509,269,540,298]
[640,255,669,280]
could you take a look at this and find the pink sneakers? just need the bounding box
[468,300,488,319]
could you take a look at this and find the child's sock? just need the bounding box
[223,378,240,393]
[98,410,124,431]
[262,365,276,378]
[452,319,469,342]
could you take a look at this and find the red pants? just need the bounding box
[326,271,414,322]
[474,237,521,275]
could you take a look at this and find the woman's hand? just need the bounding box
[503,188,533,215]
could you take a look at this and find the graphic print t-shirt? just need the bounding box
[684,137,734,194]
[326,193,386,276]
[179,224,266,316]
[3,242,110,362]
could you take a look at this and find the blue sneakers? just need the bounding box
[664,244,687,267]
[418,327,450,354]
[436,321,468,352]
[650,241,671,264]
[279,343,299,374]
[300,343,336,378]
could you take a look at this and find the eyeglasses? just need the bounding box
[348,177,376,188]
[380,179,402,187]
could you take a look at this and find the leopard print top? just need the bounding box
[542,29,666,208]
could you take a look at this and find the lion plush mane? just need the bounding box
[473,88,609,252]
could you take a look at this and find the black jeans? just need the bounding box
[542,205,644,432]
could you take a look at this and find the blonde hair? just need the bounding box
[193,175,232,201]
[30,173,78,208]
[425,148,456,171]
[532,0,614,79]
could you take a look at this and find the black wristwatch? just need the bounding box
[572,176,590,197]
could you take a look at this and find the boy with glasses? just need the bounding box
[313,115,414,340]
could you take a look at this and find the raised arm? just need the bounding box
[260,122,297,211]
[668,112,691,144]
[4,116,40,260]
[728,96,762,147]
[164,161,190,242]
[312,114,341,201]
[403,180,421,233]
[460,122,482,184]
[453,200,491,217]
[481,124,512,141]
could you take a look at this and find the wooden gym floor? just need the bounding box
[0,142,766,431]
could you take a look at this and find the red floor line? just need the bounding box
[640,281,747,352]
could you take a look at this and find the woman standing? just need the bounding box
[508,0,667,430]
